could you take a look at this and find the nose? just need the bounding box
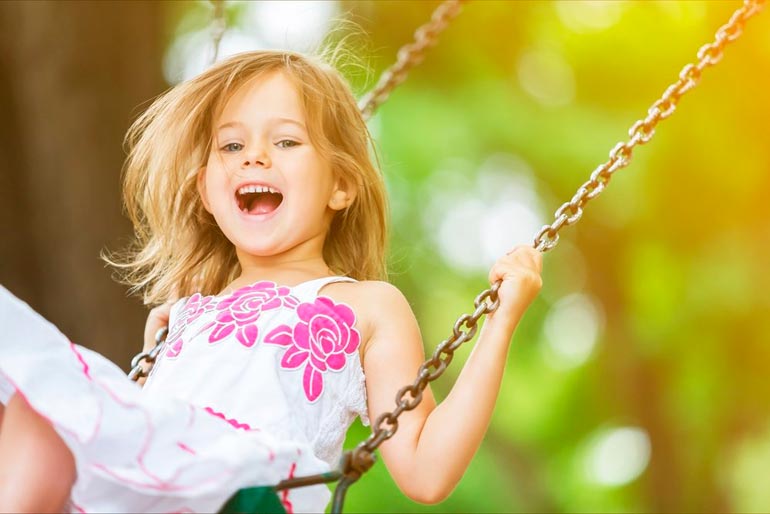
[241,148,271,169]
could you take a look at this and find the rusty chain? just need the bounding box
[337,0,766,504]
[358,0,466,121]
[127,0,765,511]
[532,0,766,252]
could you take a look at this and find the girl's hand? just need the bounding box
[137,301,174,385]
[487,245,543,326]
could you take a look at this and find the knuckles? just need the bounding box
[489,248,544,293]
[144,303,173,351]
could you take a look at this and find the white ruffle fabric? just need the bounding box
[0,286,331,513]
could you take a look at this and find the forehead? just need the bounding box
[217,71,305,125]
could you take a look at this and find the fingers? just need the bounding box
[505,245,543,272]
[143,300,174,352]
[489,245,543,283]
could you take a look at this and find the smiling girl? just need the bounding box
[0,51,542,513]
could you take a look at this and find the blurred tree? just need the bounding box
[0,1,166,365]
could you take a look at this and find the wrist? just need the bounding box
[479,310,519,347]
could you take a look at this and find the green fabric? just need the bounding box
[219,486,286,514]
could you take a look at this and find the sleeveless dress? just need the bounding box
[0,276,369,513]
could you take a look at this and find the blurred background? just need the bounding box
[1,0,769,512]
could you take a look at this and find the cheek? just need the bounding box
[205,173,230,205]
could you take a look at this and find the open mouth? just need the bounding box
[235,185,284,215]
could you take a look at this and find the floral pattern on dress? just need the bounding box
[164,294,216,359]
[264,297,360,402]
[208,282,300,348]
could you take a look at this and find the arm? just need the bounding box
[362,246,542,503]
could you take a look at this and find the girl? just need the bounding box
[0,50,543,513]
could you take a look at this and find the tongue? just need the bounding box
[248,193,282,215]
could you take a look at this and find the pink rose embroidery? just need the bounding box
[209,281,299,348]
[165,294,215,358]
[264,297,360,402]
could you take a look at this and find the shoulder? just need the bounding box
[320,279,411,317]
[318,280,416,355]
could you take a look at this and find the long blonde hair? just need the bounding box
[104,50,388,305]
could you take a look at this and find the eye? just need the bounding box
[276,139,300,149]
[221,142,243,152]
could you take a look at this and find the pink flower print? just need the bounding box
[264,297,360,402]
[165,338,184,359]
[164,294,215,359]
[208,282,299,348]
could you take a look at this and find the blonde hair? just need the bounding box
[105,50,388,305]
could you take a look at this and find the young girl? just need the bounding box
[0,50,543,513]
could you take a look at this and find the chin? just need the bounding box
[233,241,287,258]
[217,223,288,256]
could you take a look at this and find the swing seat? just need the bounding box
[219,486,286,514]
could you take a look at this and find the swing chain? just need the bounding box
[127,327,168,381]
[337,0,765,497]
[126,0,765,510]
[327,281,500,503]
[358,0,466,120]
[354,281,500,457]
[209,0,227,65]
[533,0,765,254]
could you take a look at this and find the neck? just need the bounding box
[231,236,334,290]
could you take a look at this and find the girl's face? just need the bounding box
[199,71,353,263]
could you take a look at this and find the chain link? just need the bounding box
[355,280,501,457]
[127,1,764,510]
[209,0,226,65]
[532,0,764,253]
[127,327,167,381]
[346,0,765,494]
[358,0,466,121]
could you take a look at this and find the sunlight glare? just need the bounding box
[428,154,546,273]
[164,1,338,84]
[542,293,603,369]
[517,48,575,107]
[245,1,338,51]
[583,426,652,486]
[555,1,623,33]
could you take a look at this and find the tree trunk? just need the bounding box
[0,1,166,367]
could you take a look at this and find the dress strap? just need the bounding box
[292,275,357,298]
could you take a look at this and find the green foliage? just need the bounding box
[168,1,770,511]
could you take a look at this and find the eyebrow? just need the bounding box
[217,118,307,131]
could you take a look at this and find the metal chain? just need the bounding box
[209,0,226,65]
[127,1,765,511]
[127,1,225,378]
[361,284,500,451]
[129,0,466,383]
[358,0,466,121]
[532,0,766,253]
[334,0,766,504]
[127,327,168,381]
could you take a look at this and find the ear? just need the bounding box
[328,176,358,212]
[196,166,212,213]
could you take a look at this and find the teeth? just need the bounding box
[237,185,280,195]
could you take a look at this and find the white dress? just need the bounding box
[0,276,369,513]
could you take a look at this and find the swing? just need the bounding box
[128,0,766,512]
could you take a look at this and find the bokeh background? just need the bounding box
[1,1,769,512]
